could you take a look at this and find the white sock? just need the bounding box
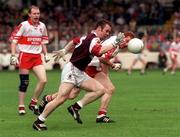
[38,114,46,122]
[19,105,25,107]
[77,101,83,108]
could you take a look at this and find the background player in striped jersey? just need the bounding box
[127,32,147,75]
[9,5,50,115]
[163,35,180,75]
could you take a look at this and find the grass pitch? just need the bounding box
[0,70,180,137]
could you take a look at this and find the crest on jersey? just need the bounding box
[39,28,43,33]
[67,74,72,80]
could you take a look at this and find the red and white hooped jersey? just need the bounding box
[169,41,180,55]
[88,36,118,67]
[10,20,49,54]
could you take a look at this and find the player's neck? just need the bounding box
[28,19,39,26]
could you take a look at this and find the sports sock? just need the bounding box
[30,98,38,106]
[77,101,83,108]
[98,108,107,116]
[46,95,53,102]
[72,102,82,110]
[18,105,25,110]
[38,114,46,122]
[19,104,25,107]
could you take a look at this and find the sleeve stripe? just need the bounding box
[91,44,102,57]
[73,37,80,45]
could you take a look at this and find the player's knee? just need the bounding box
[39,79,47,85]
[68,94,77,100]
[97,86,106,97]
[68,92,79,100]
[19,74,29,92]
[103,84,115,95]
[68,88,80,100]
[68,91,77,100]
[108,86,116,95]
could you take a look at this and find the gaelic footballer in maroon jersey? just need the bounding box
[70,32,102,71]
[37,31,135,124]
[33,19,127,130]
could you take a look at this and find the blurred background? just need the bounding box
[0,0,179,70]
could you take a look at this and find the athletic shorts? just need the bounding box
[135,53,142,59]
[85,66,101,78]
[18,52,42,69]
[61,62,90,87]
[169,51,178,59]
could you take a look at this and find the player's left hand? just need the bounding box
[44,54,51,63]
[112,63,121,71]
[113,32,125,47]
[10,55,19,65]
[53,49,66,62]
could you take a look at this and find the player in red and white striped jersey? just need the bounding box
[163,36,180,75]
[10,5,50,115]
[87,32,134,123]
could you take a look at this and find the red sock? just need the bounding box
[18,105,25,110]
[98,108,107,116]
[30,98,37,106]
[46,95,53,102]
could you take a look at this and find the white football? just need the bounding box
[128,38,144,53]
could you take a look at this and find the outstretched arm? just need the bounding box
[53,37,80,62]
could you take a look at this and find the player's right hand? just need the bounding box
[44,54,51,63]
[112,63,121,71]
[113,32,125,47]
[10,55,18,65]
[53,49,66,62]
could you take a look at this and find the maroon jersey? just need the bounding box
[70,32,102,71]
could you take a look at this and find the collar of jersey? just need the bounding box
[91,31,98,36]
[28,19,40,26]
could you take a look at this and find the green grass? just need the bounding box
[0,70,180,137]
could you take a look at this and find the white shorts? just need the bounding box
[61,62,90,87]
[135,53,142,59]
[169,51,178,59]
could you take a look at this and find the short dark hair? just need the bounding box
[137,32,144,39]
[124,31,135,39]
[95,19,112,29]
[28,5,39,14]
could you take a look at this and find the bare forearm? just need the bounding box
[10,42,17,55]
[99,44,114,55]
[64,40,74,52]
[42,45,48,54]
[99,57,113,67]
